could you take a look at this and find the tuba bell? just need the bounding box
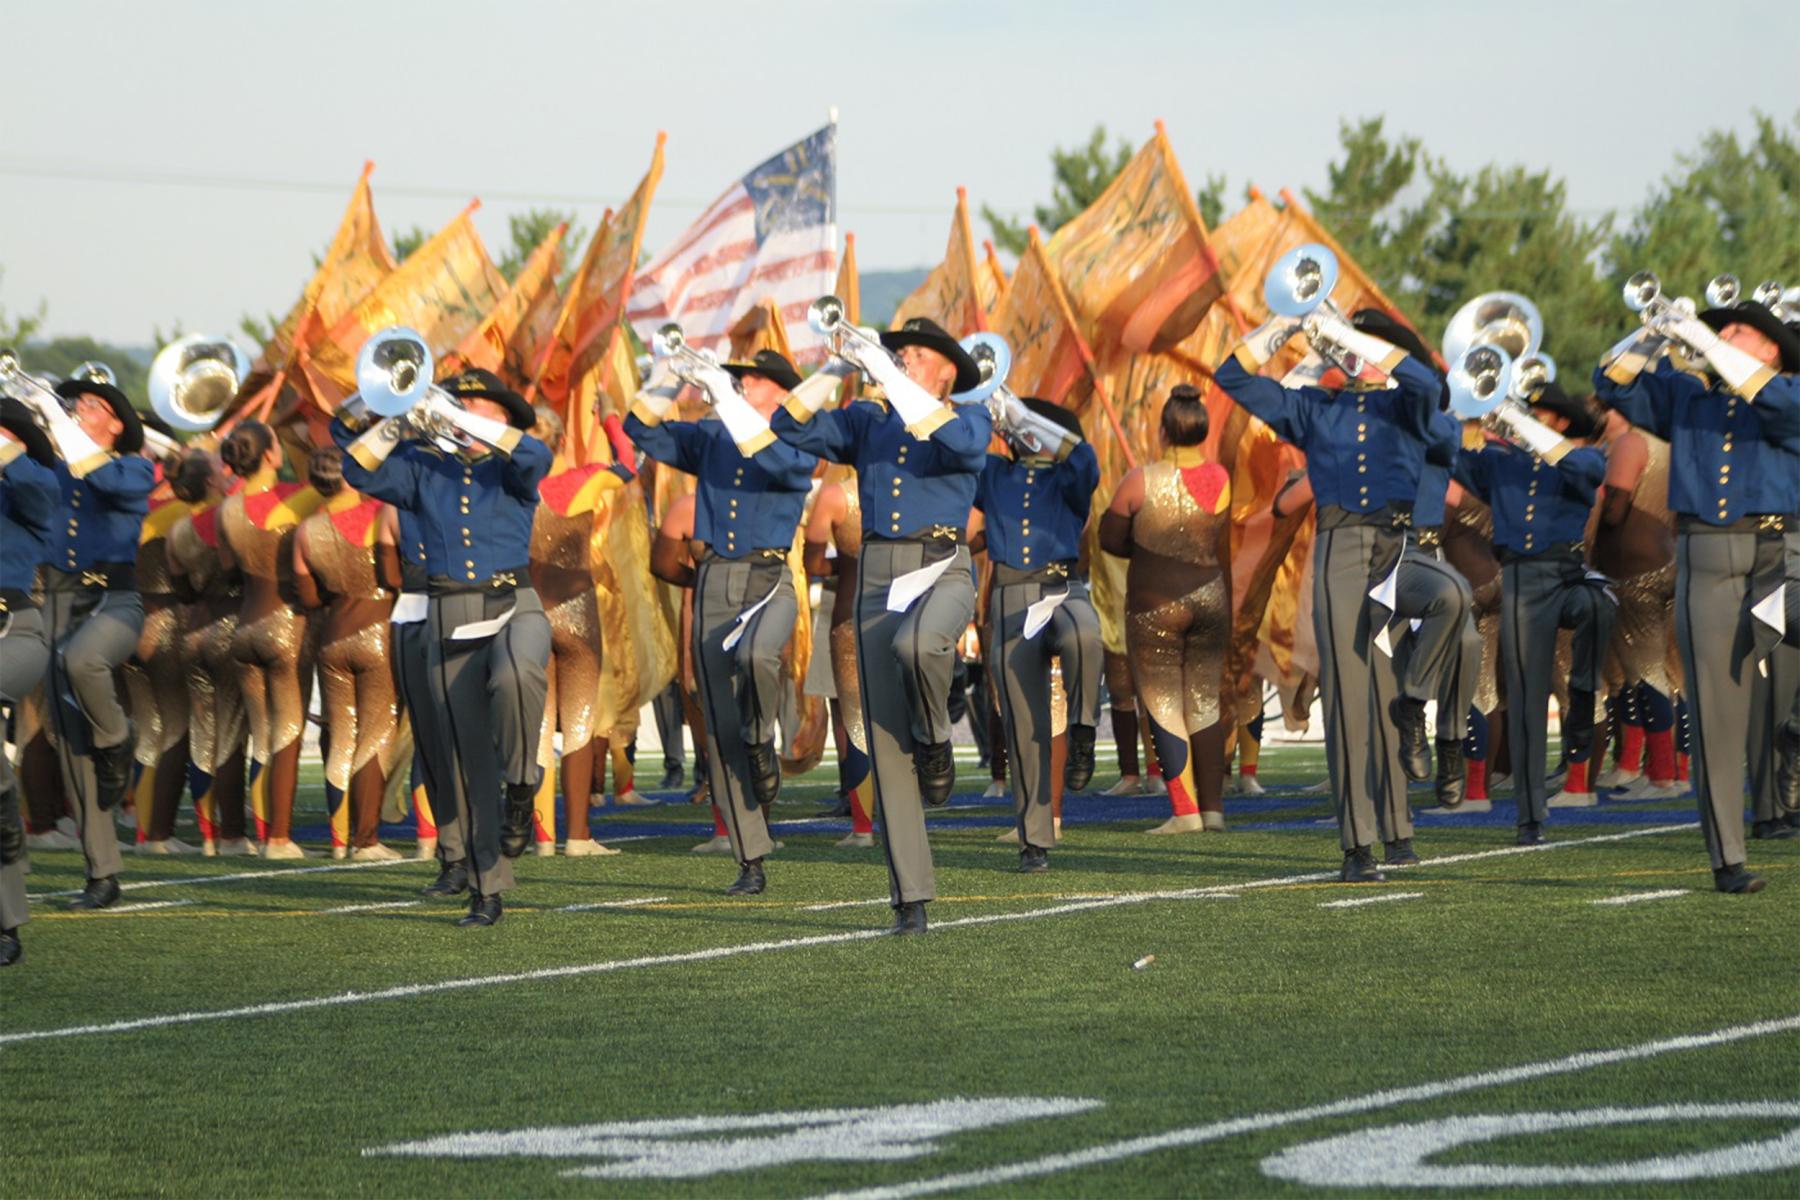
[353,326,470,448]
[1263,244,1340,318]
[1441,292,1544,365]
[149,335,249,434]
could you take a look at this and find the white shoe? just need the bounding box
[331,845,349,860]
[534,840,556,857]
[1147,812,1204,835]
[1237,774,1266,796]
[1596,765,1641,789]
[1548,789,1598,809]
[1142,776,1168,796]
[613,789,654,806]
[262,839,309,860]
[1101,776,1143,797]
[691,834,733,854]
[1302,777,1332,794]
[1611,777,1684,802]
[564,838,621,857]
[1202,811,1227,832]
[115,808,138,832]
[352,843,404,862]
[1422,799,1493,814]
[202,839,217,857]
[834,831,874,848]
[414,837,438,861]
[982,780,1009,799]
[26,828,80,851]
[214,837,260,856]
[995,826,1020,843]
[138,838,200,855]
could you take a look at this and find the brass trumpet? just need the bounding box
[649,322,735,399]
[352,327,473,450]
[0,347,76,432]
[806,295,893,375]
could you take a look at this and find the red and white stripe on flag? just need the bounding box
[627,125,838,366]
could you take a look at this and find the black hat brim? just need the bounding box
[452,385,534,430]
[1527,382,1599,440]
[879,327,982,394]
[0,396,57,467]
[724,358,802,391]
[1699,304,1800,374]
[54,378,144,454]
[1022,396,1083,442]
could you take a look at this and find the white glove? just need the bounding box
[691,362,741,409]
[1494,406,1570,463]
[33,395,105,474]
[1304,310,1402,375]
[436,393,517,454]
[1238,315,1304,367]
[1662,312,1773,397]
[788,365,851,415]
[711,388,774,453]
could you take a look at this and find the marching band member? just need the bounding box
[626,348,815,896]
[0,400,60,964]
[1453,385,1615,845]
[979,396,1102,867]
[527,404,637,857]
[1216,308,1444,883]
[772,314,992,934]
[650,491,728,847]
[1440,483,1504,811]
[1596,296,1800,892]
[804,475,877,847]
[216,420,322,859]
[1099,385,1230,835]
[335,367,553,927]
[166,450,252,855]
[38,371,155,908]
[292,447,403,861]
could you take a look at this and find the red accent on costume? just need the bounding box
[538,464,609,516]
[244,482,304,530]
[1618,723,1645,773]
[1564,759,1590,796]
[190,506,221,547]
[1647,730,1677,784]
[1180,462,1228,512]
[327,498,382,547]
[1466,756,1488,801]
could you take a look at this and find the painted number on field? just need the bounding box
[367,1096,1103,1180]
[1261,1103,1800,1187]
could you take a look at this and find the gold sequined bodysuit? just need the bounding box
[1596,431,1679,696]
[127,498,194,768]
[168,505,248,840]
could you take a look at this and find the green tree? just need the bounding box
[1302,117,1436,301]
[498,208,587,286]
[983,125,1135,254]
[24,335,152,404]
[392,225,431,262]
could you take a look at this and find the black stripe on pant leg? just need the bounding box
[1318,530,1361,848]
[992,586,1026,839]
[501,623,529,788]
[1678,536,1725,865]
[1505,561,1539,822]
[693,569,746,862]
[857,555,903,904]
[910,580,930,746]
[436,636,485,896]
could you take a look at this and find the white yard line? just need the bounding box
[36,855,422,898]
[0,823,1696,1050]
[814,1012,1800,1200]
[317,901,424,915]
[1590,889,1691,906]
[95,899,197,915]
[802,898,893,912]
[1319,891,1423,909]
[559,897,672,912]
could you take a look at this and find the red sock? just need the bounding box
[1240,763,1257,778]
[1618,725,1645,773]
[711,803,729,838]
[1167,776,1199,817]
[850,785,874,835]
[1646,729,1677,784]
[1467,757,1488,801]
[1676,751,1690,783]
[1565,759,1590,795]
[1146,762,1164,779]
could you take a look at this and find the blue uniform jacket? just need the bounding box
[1413,410,1462,530]
[624,413,815,558]
[0,451,59,592]
[1453,440,1605,555]
[974,443,1099,571]
[48,454,155,574]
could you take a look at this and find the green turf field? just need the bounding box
[4,744,1798,1198]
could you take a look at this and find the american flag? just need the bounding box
[627,125,838,365]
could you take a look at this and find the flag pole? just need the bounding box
[1029,226,1136,470]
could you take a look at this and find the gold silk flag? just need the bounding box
[445,222,568,386]
[982,239,1010,309]
[892,188,999,336]
[1046,121,1224,357]
[829,232,862,406]
[533,133,667,407]
[727,296,795,361]
[991,227,1097,413]
[298,205,507,411]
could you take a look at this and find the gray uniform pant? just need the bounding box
[44,584,141,881]
[857,541,975,905]
[392,614,463,865]
[693,556,797,866]
[1678,529,1798,867]
[1747,531,1800,823]
[1313,524,1410,852]
[1500,552,1617,826]
[990,579,1102,849]
[426,587,550,896]
[1389,542,1481,742]
[652,680,686,772]
[2,605,50,931]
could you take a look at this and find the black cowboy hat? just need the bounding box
[0,396,56,466]
[1698,301,1800,374]
[1528,382,1600,441]
[879,316,982,394]
[440,367,535,430]
[1022,396,1083,442]
[722,348,802,391]
[55,376,144,454]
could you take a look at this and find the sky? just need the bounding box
[2,0,1796,345]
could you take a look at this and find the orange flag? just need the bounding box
[1047,120,1225,357]
[982,239,1010,310]
[727,296,795,362]
[831,232,862,406]
[533,133,667,407]
[893,187,999,336]
[295,204,507,413]
[443,222,568,385]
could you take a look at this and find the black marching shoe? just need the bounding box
[1516,821,1544,846]
[1390,698,1431,782]
[887,901,928,935]
[0,927,18,967]
[1018,846,1049,874]
[746,741,782,808]
[1064,724,1097,793]
[914,741,956,808]
[500,783,536,858]
[1776,720,1800,815]
[1752,819,1798,841]
[420,861,470,898]
[658,765,685,790]
[68,876,121,910]
[92,733,136,812]
[1433,739,1466,809]
[1713,863,1765,894]
[457,893,503,927]
[726,858,766,896]
[1340,846,1387,883]
[1384,838,1420,866]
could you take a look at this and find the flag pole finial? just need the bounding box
[828,106,839,125]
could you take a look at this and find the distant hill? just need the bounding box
[858,269,930,328]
